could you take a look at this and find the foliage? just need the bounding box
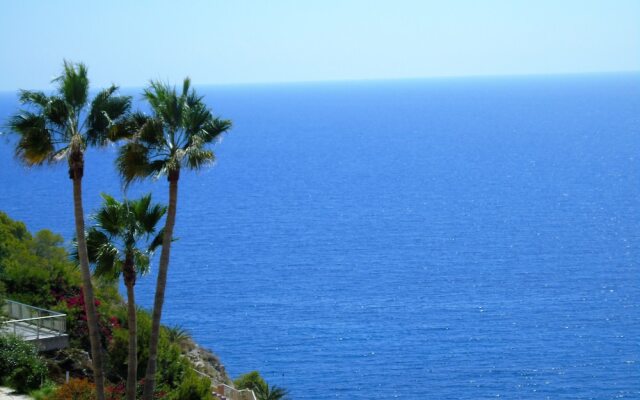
[48,378,95,400]
[29,381,57,400]
[47,379,132,400]
[254,382,289,400]
[234,371,266,392]
[234,371,288,400]
[84,193,166,282]
[49,287,119,353]
[8,60,131,169]
[114,78,231,184]
[168,370,212,400]
[0,335,47,393]
[107,307,152,381]
[156,333,190,391]
[163,324,192,348]
[0,211,80,307]
[0,281,5,319]
[107,306,191,390]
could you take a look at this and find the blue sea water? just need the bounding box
[0,74,639,399]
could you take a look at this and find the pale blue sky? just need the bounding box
[0,0,638,90]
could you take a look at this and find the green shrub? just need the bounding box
[157,335,190,390]
[169,369,212,400]
[0,335,47,393]
[0,212,81,308]
[107,306,191,391]
[29,381,57,400]
[234,371,266,392]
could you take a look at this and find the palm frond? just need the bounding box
[55,60,89,110]
[255,383,289,400]
[181,77,191,98]
[86,228,121,281]
[116,141,152,184]
[137,118,165,147]
[45,96,71,129]
[131,194,166,234]
[163,324,191,344]
[86,193,166,281]
[184,145,215,170]
[94,194,125,235]
[86,85,131,146]
[149,227,165,252]
[123,79,231,180]
[200,118,232,143]
[132,248,150,276]
[9,112,55,165]
[18,90,49,109]
[108,111,148,141]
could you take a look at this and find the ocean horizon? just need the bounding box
[1,73,639,399]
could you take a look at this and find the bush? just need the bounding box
[0,212,81,308]
[234,371,266,392]
[106,306,192,394]
[48,378,95,400]
[0,335,47,393]
[169,370,212,400]
[29,381,57,400]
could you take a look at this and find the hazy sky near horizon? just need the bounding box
[0,0,639,90]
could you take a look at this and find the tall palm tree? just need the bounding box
[114,78,231,399]
[8,61,131,400]
[85,193,165,400]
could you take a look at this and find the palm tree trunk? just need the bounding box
[73,174,106,400]
[142,172,179,400]
[125,275,137,400]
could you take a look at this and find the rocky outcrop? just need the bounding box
[181,338,231,385]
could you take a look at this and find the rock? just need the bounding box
[47,348,93,382]
[182,339,231,385]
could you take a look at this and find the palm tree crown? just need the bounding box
[115,78,231,183]
[9,60,131,176]
[86,193,166,283]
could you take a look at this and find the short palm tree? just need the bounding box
[255,383,289,400]
[113,78,231,399]
[8,61,130,400]
[86,193,165,400]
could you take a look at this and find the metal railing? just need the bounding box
[215,384,257,400]
[1,299,67,340]
[190,368,257,400]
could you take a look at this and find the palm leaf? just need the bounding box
[9,112,55,165]
[55,60,89,110]
[86,85,131,146]
[116,141,152,184]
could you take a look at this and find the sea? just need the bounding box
[0,73,639,399]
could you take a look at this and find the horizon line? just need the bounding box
[1,69,639,94]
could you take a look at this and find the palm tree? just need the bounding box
[255,383,289,400]
[8,61,130,400]
[86,193,165,400]
[113,78,231,399]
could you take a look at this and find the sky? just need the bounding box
[0,0,639,91]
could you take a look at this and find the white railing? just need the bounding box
[1,299,67,339]
[190,368,257,400]
[215,384,257,400]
